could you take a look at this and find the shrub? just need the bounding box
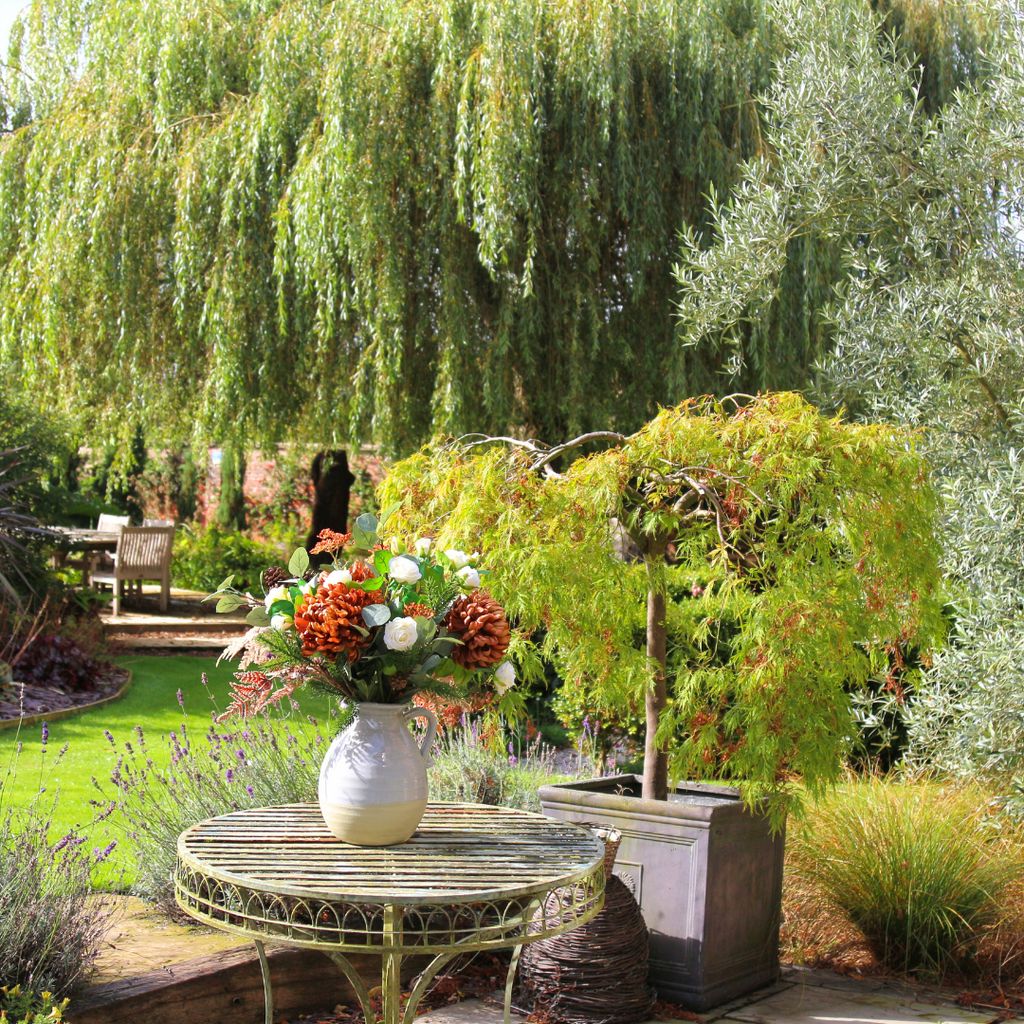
[0,986,69,1023]
[0,735,112,997]
[787,778,1022,978]
[170,525,281,592]
[429,718,583,812]
[9,636,112,693]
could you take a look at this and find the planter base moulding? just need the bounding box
[538,774,784,1012]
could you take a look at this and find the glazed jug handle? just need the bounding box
[405,705,438,767]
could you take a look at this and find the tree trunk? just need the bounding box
[643,567,669,801]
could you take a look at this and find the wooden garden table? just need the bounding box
[175,803,606,1024]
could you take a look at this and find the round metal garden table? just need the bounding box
[175,803,606,1024]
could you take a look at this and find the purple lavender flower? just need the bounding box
[93,840,117,863]
[226,769,234,783]
[236,749,246,762]
[41,721,49,747]
[103,729,115,746]
[246,785,254,797]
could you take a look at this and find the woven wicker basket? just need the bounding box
[521,820,653,1024]
[577,820,622,879]
[520,874,655,1024]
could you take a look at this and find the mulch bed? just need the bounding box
[0,664,130,721]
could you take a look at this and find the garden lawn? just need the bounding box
[0,655,334,888]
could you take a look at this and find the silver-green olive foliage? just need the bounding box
[381,393,945,817]
[673,0,1024,780]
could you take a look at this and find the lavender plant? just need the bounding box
[428,718,586,812]
[0,725,113,997]
[94,684,325,907]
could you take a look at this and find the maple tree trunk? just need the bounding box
[643,583,669,801]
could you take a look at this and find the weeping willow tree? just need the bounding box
[0,0,996,473]
[0,0,775,466]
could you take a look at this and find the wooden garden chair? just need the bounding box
[90,525,175,615]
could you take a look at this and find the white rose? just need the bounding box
[271,613,294,631]
[456,565,481,589]
[414,537,433,557]
[388,556,421,584]
[494,661,516,695]
[445,548,471,569]
[325,568,353,585]
[264,585,288,611]
[383,617,418,651]
[299,575,320,595]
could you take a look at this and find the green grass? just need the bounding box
[0,655,334,888]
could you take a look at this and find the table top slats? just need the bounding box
[177,803,603,904]
[175,803,606,953]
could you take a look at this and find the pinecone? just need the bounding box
[294,582,384,663]
[444,591,511,669]
[404,602,435,619]
[262,566,290,590]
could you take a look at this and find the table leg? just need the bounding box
[323,951,377,1024]
[401,950,462,1024]
[382,903,404,1024]
[501,897,542,1024]
[254,939,274,1024]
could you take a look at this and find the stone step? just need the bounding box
[107,635,243,649]
[101,615,247,633]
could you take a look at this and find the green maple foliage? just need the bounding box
[381,393,945,818]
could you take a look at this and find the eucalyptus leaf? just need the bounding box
[361,604,392,628]
[216,594,245,613]
[246,608,271,627]
[355,512,379,533]
[288,547,310,577]
[351,526,376,550]
[379,501,403,528]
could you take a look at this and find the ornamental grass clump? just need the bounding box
[787,779,1022,978]
[0,732,112,997]
[93,694,324,908]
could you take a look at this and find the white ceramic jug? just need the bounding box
[318,702,438,846]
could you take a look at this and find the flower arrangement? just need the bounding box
[210,508,519,721]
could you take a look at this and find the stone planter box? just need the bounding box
[538,774,784,1011]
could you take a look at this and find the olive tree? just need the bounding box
[672,0,1024,780]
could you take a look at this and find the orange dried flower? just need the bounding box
[310,529,352,555]
[404,602,435,619]
[349,560,375,583]
[294,582,383,662]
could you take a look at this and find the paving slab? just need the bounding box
[718,984,1001,1024]
[410,1000,511,1024]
